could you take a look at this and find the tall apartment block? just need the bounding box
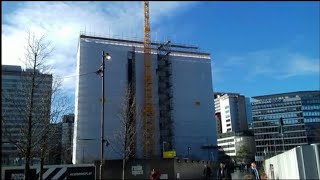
[72,34,217,164]
[214,92,250,133]
[61,114,75,164]
[1,65,52,166]
[252,91,320,162]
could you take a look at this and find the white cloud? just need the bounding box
[213,48,320,83]
[284,54,320,78]
[2,1,196,93]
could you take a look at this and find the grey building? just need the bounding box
[61,114,75,164]
[47,123,62,165]
[73,34,217,164]
[1,65,52,166]
[214,92,249,133]
[252,91,320,162]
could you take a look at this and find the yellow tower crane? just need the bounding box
[142,1,155,158]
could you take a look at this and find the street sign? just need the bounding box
[163,151,176,158]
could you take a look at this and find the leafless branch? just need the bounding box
[2,31,71,180]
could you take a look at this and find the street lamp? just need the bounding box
[187,146,191,158]
[96,51,111,180]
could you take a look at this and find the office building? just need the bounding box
[252,91,320,162]
[1,65,52,166]
[72,34,217,164]
[214,92,249,133]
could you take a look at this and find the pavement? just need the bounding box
[207,170,248,180]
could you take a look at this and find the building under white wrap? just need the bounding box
[72,34,217,164]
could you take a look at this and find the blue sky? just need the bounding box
[2,1,319,102]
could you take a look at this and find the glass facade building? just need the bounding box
[251,91,320,161]
[2,65,52,166]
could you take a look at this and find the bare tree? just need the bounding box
[1,31,71,180]
[109,85,142,180]
[35,77,71,180]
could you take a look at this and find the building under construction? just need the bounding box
[72,34,217,164]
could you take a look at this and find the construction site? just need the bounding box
[72,2,217,178]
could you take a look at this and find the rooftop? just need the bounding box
[79,33,210,59]
[252,91,320,100]
[217,130,255,139]
[2,65,51,77]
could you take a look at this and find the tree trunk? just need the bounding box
[122,158,125,180]
[25,55,37,180]
[39,157,44,180]
[24,155,31,180]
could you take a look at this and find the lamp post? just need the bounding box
[187,146,191,158]
[96,51,111,180]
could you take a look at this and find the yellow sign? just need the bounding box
[163,151,176,158]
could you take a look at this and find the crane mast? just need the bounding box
[142,1,155,158]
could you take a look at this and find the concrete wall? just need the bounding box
[264,144,320,180]
[171,56,217,160]
[174,159,215,180]
[97,158,215,180]
[73,39,133,164]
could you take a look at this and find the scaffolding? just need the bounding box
[157,41,174,154]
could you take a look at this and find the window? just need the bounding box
[227,124,231,127]
[227,128,231,132]
[226,119,231,122]
[226,115,230,118]
[225,106,229,109]
[225,110,230,113]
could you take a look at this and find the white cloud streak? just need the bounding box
[2,1,196,93]
[212,48,320,83]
